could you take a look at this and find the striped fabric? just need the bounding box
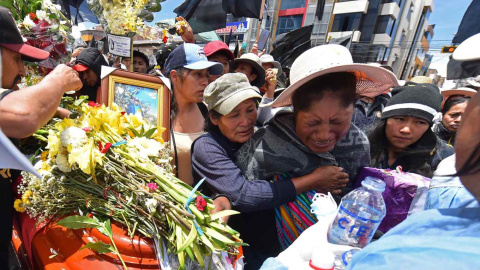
[273,174,318,250]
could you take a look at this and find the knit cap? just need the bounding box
[382,82,442,123]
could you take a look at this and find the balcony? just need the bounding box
[328,30,361,42]
[333,0,369,15]
[424,0,434,12]
[373,33,392,45]
[379,2,400,20]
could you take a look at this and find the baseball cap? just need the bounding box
[72,63,89,72]
[0,7,49,62]
[204,41,235,61]
[204,73,262,115]
[165,43,223,76]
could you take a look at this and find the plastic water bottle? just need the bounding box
[327,177,386,248]
[333,249,360,270]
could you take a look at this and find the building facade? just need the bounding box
[242,0,435,80]
[327,0,434,79]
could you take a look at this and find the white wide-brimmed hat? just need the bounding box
[260,54,282,74]
[452,33,480,61]
[440,87,478,109]
[267,44,399,108]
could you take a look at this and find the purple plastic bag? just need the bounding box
[354,167,431,232]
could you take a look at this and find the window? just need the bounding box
[331,13,363,32]
[280,0,306,10]
[374,16,394,34]
[276,15,303,35]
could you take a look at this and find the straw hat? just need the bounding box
[440,87,477,109]
[410,76,433,84]
[267,44,399,108]
[452,33,480,61]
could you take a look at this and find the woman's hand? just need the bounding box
[312,166,349,195]
[211,196,232,223]
[293,166,349,195]
[263,68,277,98]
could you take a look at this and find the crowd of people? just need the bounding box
[1,6,480,269]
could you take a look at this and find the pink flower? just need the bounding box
[196,196,207,211]
[88,101,101,107]
[147,183,158,192]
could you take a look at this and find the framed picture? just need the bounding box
[99,69,170,142]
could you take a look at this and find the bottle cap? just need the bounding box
[309,247,334,270]
[361,177,386,192]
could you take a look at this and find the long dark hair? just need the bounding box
[442,96,470,115]
[368,119,438,177]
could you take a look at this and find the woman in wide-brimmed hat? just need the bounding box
[235,44,398,265]
[433,87,477,145]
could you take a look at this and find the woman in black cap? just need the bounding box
[369,83,455,177]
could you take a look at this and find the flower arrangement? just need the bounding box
[87,0,165,36]
[17,99,243,269]
[16,0,73,87]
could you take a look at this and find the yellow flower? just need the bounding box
[14,199,26,213]
[46,130,60,158]
[69,138,104,175]
[22,190,33,204]
[40,150,49,161]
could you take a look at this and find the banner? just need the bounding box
[215,21,248,34]
[107,34,132,57]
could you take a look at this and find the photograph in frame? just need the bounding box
[99,69,170,142]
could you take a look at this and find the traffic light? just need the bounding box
[441,45,457,53]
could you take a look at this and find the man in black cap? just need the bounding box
[0,7,82,267]
[72,47,108,101]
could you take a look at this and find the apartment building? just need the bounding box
[242,0,434,80]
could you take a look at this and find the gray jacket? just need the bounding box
[236,112,371,192]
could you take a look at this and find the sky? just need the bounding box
[427,0,472,80]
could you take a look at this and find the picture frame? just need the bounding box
[99,69,170,142]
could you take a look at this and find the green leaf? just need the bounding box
[203,227,235,244]
[57,215,101,229]
[185,246,195,261]
[79,241,115,254]
[177,224,197,253]
[143,127,157,138]
[104,219,113,237]
[128,127,140,137]
[74,98,86,106]
[192,242,205,267]
[210,210,240,221]
[209,222,239,236]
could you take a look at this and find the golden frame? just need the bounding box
[99,69,170,142]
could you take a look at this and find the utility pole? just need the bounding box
[255,0,267,42]
[270,0,282,51]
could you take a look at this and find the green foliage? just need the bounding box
[2,0,43,20]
